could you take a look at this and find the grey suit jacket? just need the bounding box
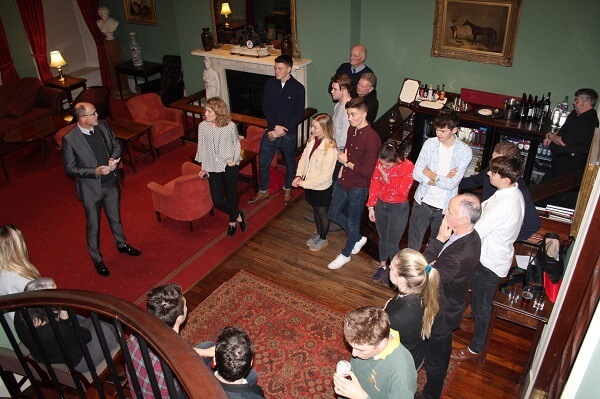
[62,120,123,202]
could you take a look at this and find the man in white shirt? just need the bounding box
[451,155,525,361]
[408,110,472,251]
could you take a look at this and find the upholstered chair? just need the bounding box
[147,162,214,231]
[241,125,278,171]
[126,93,185,156]
[71,86,111,120]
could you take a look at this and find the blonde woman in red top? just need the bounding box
[368,141,415,283]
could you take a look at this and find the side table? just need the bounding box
[44,75,87,104]
[108,119,156,174]
[114,61,162,99]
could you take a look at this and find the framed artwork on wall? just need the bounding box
[123,0,157,26]
[431,0,522,67]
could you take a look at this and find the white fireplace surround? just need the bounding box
[191,48,311,109]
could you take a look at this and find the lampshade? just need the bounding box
[220,3,232,16]
[49,51,67,68]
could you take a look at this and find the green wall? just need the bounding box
[3,0,599,120]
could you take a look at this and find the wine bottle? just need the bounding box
[543,92,551,115]
[532,95,540,122]
[518,93,527,121]
[526,94,534,122]
[561,96,569,112]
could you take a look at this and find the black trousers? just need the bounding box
[208,165,239,223]
[422,331,452,399]
[82,180,126,263]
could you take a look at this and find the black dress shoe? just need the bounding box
[239,210,247,232]
[117,244,142,256]
[227,225,237,238]
[93,261,110,276]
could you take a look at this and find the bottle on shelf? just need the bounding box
[561,96,569,112]
[532,95,540,122]
[439,84,446,100]
[543,92,551,116]
[526,94,534,122]
[518,93,527,122]
[427,83,433,100]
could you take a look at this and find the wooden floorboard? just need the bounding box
[183,195,529,398]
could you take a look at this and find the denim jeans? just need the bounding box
[407,201,444,251]
[375,200,409,263]
[258,132,297,191]
[328,181,368,257]
[469,262,502,353]
[208,165,239,223]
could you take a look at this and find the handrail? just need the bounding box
[0,290,227,399]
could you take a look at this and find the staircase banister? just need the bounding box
[0,289,227,398]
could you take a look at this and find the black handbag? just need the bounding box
[527,232,565,285]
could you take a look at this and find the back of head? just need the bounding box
[274,54,293,68]
[489,155,523,183]
[345,96,367,112]
[433,109,459,130]
[215,326,254,382]
[331,73,353,93]
[146,283,184,328]
[343,306,390,346]
[23,277,57,325]
[493,141,520,159]
[456,193,482,225]
[0,224,40,280]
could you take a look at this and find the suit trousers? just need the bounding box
[422,331,452,399]
[82,180,126,262]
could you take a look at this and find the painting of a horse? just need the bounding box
[463,19,497,47]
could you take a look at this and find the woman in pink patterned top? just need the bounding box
[367,141,414,283]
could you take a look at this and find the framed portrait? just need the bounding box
[123,0,157,26]
[431,0,523,66]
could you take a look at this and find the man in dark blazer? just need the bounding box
[62,102,141,276]
[420,194,482,399]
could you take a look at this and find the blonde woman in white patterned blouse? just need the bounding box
[195,97,246,237]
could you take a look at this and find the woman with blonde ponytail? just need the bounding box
[384,248,440,369]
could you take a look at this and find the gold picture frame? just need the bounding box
[123,0,157,26]
[431,0,522,67]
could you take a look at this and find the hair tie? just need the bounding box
[425,264,433,274]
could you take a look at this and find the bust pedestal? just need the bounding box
[104,40,131,98]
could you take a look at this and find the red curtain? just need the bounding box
[76,0,111,91]
[15,0,52,81]
[0,18,20,83]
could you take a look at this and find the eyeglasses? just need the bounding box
[82,110,98,117]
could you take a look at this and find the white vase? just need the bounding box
[128,32,143,66]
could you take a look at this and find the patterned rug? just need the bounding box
[181,270,459,398]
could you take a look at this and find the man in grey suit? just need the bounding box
[62,102,141,276]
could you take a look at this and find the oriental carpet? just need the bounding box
[181,270,459,398]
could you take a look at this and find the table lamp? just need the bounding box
[49,51,67,82]
[220,3,232,27]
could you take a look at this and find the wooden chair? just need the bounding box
[147,161,214,231]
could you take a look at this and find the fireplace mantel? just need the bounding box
[191,47,311,108]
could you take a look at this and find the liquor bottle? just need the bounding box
[439,84,446,100]
[435,84,440,99]
[518,93,527,121]
[427,83,433,100]
[543,92,551,116]
[526,94,534,122]
[423,83,429,99]
[532,95,540,122]
[561,96,569,112]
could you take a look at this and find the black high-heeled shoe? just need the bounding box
[239,210,247,232]
[227,225,237,237]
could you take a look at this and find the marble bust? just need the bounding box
[97,6,119,40]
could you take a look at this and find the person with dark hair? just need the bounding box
[214,326,264,398]
[196,97,246,238]
[327,98,381,270]
[333,306,417,399]
[542,88,599,207]
[356,72,379,124]
[62,102,141,277]
[459,141,540,241]
[420,194,482,399]
[368,141,415,283]
[127,284,215,398]
[248,54,305,206]
[14,277,119,373]
[330,74,353,151]
[408,109,472,251]
[452,156,524,363]
[384,248,440,369]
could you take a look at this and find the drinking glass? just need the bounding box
[521,285,534,308]
[388,110,397,132]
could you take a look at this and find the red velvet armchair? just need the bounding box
[147,162,214,231]
[241,125,278,171]
[126,93,185,156]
